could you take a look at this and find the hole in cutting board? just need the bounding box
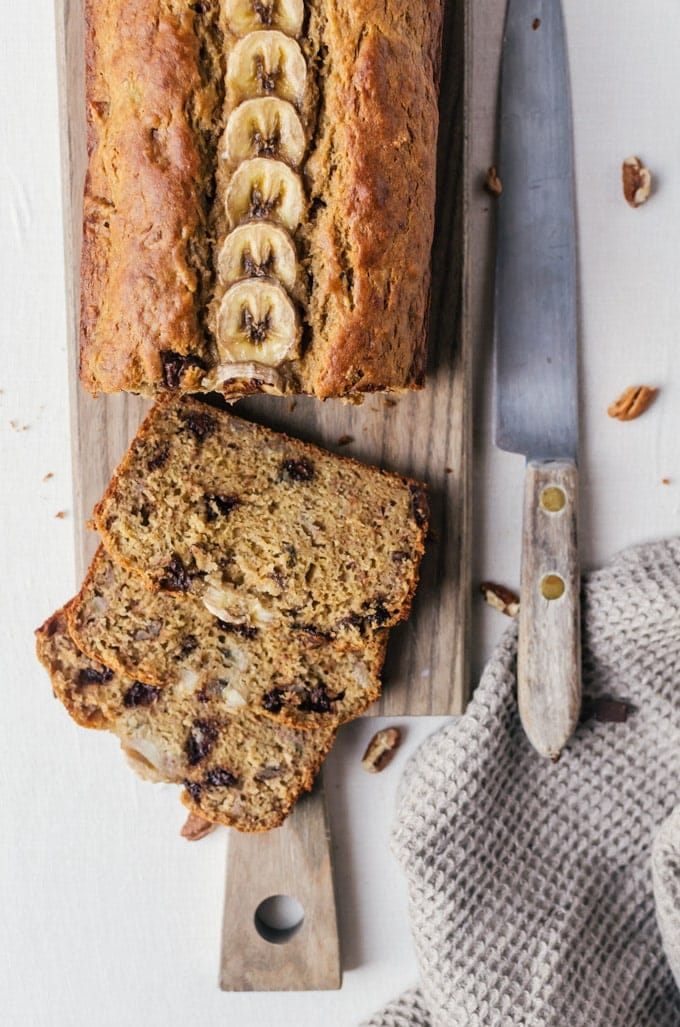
[254,895,305,944]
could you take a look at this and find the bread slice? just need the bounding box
[69,546,386,730]
[94,397,428,650]
[36,609,336,832]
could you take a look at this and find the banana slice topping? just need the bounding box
[225,0,304,38]
[226,157,305,233]
[223,97,306,167]
[217,278,300,366]
[226,30,307,108]
[217,221,298,291]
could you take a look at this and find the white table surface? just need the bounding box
[2,2,680,1024]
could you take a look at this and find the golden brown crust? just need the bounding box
[301,0,442,396]
[80,0,217,394]
[79,0,442,398]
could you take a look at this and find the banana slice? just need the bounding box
[217,221,298,291]
[217,279,299,366]
[226,30,307,108]
[225,0,304,38]
[223,97,306,167]
[226,157,305,233]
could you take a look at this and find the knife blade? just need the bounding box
[494,0,581,759]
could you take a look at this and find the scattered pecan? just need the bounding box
[180,812,216,841]
[607,385,658,421]
[361,727,402,773]
[484,166,503,197]
[261,687,285,713]
[581,695,634,724]
[480,581,520,617]
[622,156,652,208]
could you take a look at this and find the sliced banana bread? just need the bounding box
[36,609,336,832]
[94,396,428,650]
[69,546,386,730]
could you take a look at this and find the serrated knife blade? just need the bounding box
[493,0,581,759]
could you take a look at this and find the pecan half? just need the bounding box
[480,581,520,617]
[361,727,402,773]
[180,812,216,841]
[607,385,658,421]
[622,156,652,208]
[484,165,503,197]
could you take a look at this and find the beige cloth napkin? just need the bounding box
[364,540,680,1026]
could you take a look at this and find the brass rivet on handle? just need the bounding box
[541,574,565,600]
[540,486,566,512]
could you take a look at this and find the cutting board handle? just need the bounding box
[219,770,341,991]
[518,459,581,760]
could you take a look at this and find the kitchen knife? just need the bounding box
[494,0,581,759]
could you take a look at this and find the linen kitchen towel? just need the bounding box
[365,540,680,1026]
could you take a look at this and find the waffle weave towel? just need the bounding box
[364,540,680,1026]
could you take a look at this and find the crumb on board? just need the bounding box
[532,17,541,30]
[445,467,453,474]
[287,400,297,413]
[9,420,30,431]
[383,397,397,408]
[662,478,671,485]
[338,435,353,446]
[55,511,67,520]
[43,472,54,482]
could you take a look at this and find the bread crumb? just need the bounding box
[662,478,671,485]
[338,435,353,446]
[43,472,54,482]
[445,467,453,474]
[532,17,541,29]
[9,420,29,431]
[288,400,297,412]
[383,397,397,408]
[55,511,67,520]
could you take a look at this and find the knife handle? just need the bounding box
[518,459,581,760]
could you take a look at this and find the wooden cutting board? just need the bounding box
[56,0,473,991]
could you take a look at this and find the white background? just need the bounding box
[2,2,680,1024]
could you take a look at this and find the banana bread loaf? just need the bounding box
[69,546,387,730]
[36,608,337,831]
[80,0,442,398]
[94,397,428,649]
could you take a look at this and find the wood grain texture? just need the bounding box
[518,460,581,760]
[220,775,341,991]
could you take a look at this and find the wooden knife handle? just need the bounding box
[219,771,341,991]
[518,459,581,760]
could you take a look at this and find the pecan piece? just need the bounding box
[361,727,402,773]
[607,385,658,421]
[622,156,652,208]
[484,165,503,196]
[480,581,520,617]
[180,812,216,841]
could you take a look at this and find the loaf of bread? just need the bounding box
[69,546,387,730]
[80,0,443,398]
[94,397,428,649]
[36,609,337,831]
